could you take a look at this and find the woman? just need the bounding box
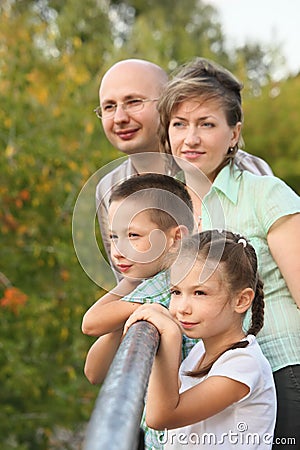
[157,57,300,447]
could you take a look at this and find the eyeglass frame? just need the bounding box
[93,98,159,119]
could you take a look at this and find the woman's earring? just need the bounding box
[228,147,234,154]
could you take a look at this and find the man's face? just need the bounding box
[99,62,164,155]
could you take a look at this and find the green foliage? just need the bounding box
[0,289,99,449]
[243,76,300,193]
[0,3,107,448]
[0,0,299,448]
[106,0,229,68]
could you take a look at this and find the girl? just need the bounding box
[125,230,276,449]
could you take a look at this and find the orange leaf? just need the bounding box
[0,287,28,314]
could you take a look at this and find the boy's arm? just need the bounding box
[82,271,170,336]
[84,330,123,385]
[81,277,141,336]
[99,277,141,305]
[82,300,141,336]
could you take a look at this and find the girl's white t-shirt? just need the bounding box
[163,335,276,449]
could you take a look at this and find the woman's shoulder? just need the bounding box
[240,170,299,199]
[240,168,278,184]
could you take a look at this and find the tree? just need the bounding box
[0,3,107,448]
[243,74,300,193]
[102,0,230,70]
[1,1,297,448]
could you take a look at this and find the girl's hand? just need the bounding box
[123,303,181,337]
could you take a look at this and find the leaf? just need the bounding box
[0,287,28,314]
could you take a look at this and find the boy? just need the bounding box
[82,173,195,371]
[82,173,196,449]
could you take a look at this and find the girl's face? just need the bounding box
[108,199,175,280]
[169,258,241,341]
[168,99,241,182]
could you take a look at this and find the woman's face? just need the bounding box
[168,99,241,182]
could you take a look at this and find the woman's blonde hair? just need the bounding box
[158,57,244,169]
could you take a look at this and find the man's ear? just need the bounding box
[234,288,254,314]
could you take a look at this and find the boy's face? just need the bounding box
[108,199,176,280]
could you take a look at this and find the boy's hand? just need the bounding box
[123,303,182,338]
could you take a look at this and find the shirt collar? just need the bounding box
[210,163,242,205]
[126,158,139,176]
[175,163,242,205]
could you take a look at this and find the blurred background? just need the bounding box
[1,0,299,448]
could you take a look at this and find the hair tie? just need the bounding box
[238,238,247,248]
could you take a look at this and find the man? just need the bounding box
[95,59,169,274]
[95,58,273,276]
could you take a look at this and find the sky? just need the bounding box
[207,0,300,77]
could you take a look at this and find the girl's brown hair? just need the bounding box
[175,229,264,377]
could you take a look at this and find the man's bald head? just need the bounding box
[98,59,168,155]
[100,59,168,99]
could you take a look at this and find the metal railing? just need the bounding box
[83,321,160,450]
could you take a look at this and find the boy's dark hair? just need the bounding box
[109,173,194,233]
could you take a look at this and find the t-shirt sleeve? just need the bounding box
[208,348,260,395]
[254,176,300,233]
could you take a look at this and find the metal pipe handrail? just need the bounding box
[83,321,160,450]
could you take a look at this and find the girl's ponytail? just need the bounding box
[247,277,264,336]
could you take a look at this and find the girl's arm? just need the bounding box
[84,330,123,384]
[147,373,249,430]
[82,277,141,336]
[267,213,300,308]
[124,305,249,431]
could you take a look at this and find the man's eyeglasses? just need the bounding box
[94,98,159,119]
